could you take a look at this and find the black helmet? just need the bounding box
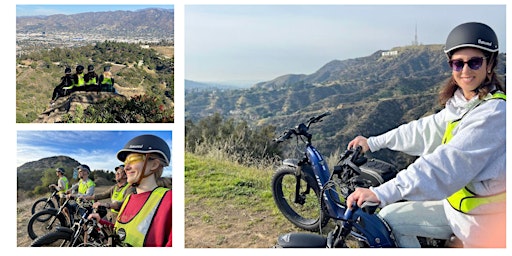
[64,67,72,74]
[117,134,170,166]
[76,65,84,73]
[104,66,111,72]
[56,168,65,174]
[77,164,91,173]
[444,22,499,58]
[87,64,94,72]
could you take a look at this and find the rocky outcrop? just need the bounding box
[35,91,126,123]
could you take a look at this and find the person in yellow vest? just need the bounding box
[63,164,96,222]
[98,66,116,92]
[346,22,505,248]
[84,64,100,92]
[84,165,135,221]
[88,134,172,247]
[70,65,86,92]
[48,167,69,206]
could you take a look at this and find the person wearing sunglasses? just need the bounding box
[346,22,505,248]
[88,134,172,247]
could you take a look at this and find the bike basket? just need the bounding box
[356,159,398,187]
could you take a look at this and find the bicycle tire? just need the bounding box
[31,198,56,215]
[27,209,69,240]
[30,230,82,247]
[271,165,329,232]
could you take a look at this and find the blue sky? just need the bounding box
[185,4,506,86]
[16,4,173,17]
[17,130,173,177]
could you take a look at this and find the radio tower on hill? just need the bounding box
[412,23,419,46]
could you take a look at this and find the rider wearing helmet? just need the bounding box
[51,67,74,104]
[65,164,96,200]
[99,65,116,92]
[84,64,99,91]
[115,134,172,247]
[63,164,96,222]
[88,134,172,247]
[347,22,505,247]
[48,167,69,205]
[71,65,86,91]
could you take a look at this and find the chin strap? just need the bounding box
[131,153,156,187]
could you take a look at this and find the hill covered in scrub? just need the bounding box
[16,41,174,123]
[185,44,506,169]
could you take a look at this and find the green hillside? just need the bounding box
[16,41,174,123]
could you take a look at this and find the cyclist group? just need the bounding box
[51,64,116,104]
[48,134,172,247]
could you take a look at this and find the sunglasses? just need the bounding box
[448,57,484,72]
[124,154,146,166]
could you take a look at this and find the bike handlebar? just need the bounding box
[274,111,332,143]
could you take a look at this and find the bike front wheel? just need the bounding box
[31,198,56,215]
[271,165,329,232]
[27,209,69,240]
[30,230,82,247]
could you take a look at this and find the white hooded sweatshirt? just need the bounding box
[367,88,506,247]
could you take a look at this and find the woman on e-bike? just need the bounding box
[347,22,505,248]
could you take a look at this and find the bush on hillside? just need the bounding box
[62,94,174,123]
[185,113,281,167]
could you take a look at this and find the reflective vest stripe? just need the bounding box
[444,92,506,213]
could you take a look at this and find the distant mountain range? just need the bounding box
[185,44,506,169]
[16,8,174,39]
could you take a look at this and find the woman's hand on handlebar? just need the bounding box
[347,136,370,153]
[346,187,380,210]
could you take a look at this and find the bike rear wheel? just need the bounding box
[27,209,69,240]
[271,165,329,232]
[31,198,56,215]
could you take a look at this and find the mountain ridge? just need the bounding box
[185,44,506,169]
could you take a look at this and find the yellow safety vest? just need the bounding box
[444,92,506,213]
[58,176,69,195]
[114,187,169,247]
[110,183,130,213]
[76,73,85,87]
[85,75,97,85]
[78,179,96,203]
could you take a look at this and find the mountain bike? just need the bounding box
[31,205,126,247]
[31,186,61,215]
[272,111,396,232]
[27,195,87,240]
[271,111,335,232]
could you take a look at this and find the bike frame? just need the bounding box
[304,145,345,219]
